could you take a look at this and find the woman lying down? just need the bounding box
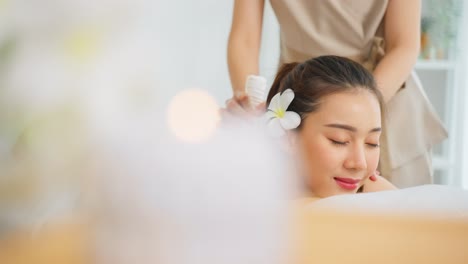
[225,55,397,198]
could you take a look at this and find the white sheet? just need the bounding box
[306,184,468,220]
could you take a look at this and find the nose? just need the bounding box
[343,144,367,171]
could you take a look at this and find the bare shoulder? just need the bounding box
[362,175,398,193]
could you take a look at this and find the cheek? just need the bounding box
[300,139,343,197]
[366,149,380,172]
[302,138,341,173]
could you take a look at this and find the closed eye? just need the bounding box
[330,139,348,146]
[366,143,380,148]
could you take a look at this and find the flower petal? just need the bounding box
[268,92,282,112]
[279,111,301,130]
[267,118,286,137]
[263,110,277,121]
[280,89,295,110]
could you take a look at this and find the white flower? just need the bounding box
[264,89,301,137]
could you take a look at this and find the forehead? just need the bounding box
[305,91,381,128]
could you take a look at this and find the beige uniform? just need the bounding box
[270,0,448,187]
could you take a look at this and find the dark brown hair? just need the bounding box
[267,55,384,129]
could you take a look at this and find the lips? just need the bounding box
[334,177,361,191]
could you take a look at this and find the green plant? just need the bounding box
[426,0,462,58]
[421,17,433,33]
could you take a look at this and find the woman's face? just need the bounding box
[296,90,381,198]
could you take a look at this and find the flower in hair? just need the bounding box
[264,89,301,137]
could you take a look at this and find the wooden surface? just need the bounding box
[1,207,467,264]
[293,206,468,264]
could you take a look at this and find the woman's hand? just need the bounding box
[363,171,398,192]
[369,170,380,182]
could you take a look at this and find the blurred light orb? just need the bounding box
[167,89,220,143]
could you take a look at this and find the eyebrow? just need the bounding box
[324,123,381,133]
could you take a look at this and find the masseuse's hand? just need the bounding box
[220,92,266,121]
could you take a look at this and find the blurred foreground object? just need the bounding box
[2,182,468,263]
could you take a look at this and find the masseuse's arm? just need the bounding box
[373,0,421,103]
[363,176,398,193]
[227,0,265,97]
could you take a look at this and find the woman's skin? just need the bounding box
[292,90,396,198]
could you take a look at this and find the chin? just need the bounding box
[320,188,357,198]
[313,190,342,198]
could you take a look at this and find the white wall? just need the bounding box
[153,1,231,105]
[459,1,468,189]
